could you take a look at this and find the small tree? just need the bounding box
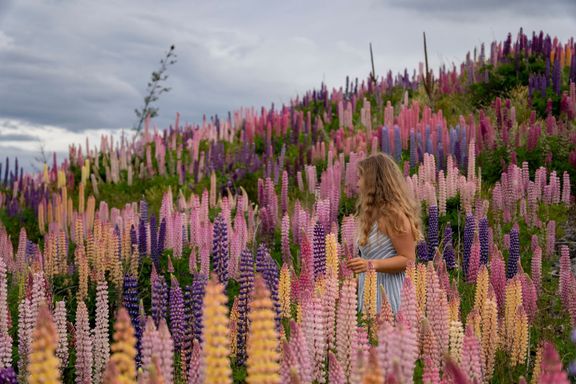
[134,45,177,133]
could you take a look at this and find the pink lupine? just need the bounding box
[546,221,556,258]
[158,320,174,384]
[312,292,326,383]
[173,213,183,259]
[349,326,369,383]
[376,319,398,377]
[323,272,338,350]
[281,214,291,266]
[422,356,440,384]
[188,339,202,384]
[559,245,571,308]
[75,301,93,384]
[328,351,346,384]
[289,321,312,383]
[438,171,447,215]
[562,171,571,204]
[336,278,356,379]
[460,323,482,383]
[397,277,419,333]
[467,236,481,283]
[532,246,542,295]
[0,257,10,369]
[93,281,109,384]
[520,273,537,323]
[490,251,506,311]
[142,317,159,378]
[54,301,68,373]
[425,263,449,353]
[280,340,298,384]
[396,312,419,382]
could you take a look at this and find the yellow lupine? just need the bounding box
[76,246,89,302]
[481,292,499,381]
[43,163,49,184]
[75,215,84,247]
[510,305,528,367]
[448,296,461,322]
[415,263,427,313]
[86,195,96,231]
[38,202,45,235]
[246,274,281,384]
[465,308,482,340]
[202,274,231,384]
[230,297,239,358]
[278,264,291,318]
[363,263,377,320]
[504,277,523,346]
[105,307,137,384]
[473,265,489,314]
[325,233,339,275]
[406,260,416,284]
[28,304,61,384]
[57,170,66,188]
[78,182,85,214]
[448,320,464,362]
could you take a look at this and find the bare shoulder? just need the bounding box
[377,212,411,237]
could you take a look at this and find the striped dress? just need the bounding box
[357,223,405,314]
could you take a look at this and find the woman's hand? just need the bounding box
[347,257,368,273]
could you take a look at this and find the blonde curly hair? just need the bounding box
[356,152,422,246]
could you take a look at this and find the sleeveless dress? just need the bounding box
[357,223,405,314]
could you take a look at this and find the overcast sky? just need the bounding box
[0,0,575,170]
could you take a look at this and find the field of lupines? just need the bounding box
[0,28,575,383]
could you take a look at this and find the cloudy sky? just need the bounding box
[0,0,575,170]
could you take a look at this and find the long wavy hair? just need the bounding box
[356,152,422,246]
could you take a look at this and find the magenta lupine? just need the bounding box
[75,301,93,384]
[546,220,556,258]
[212,214,229,286]
[490,251,506,311]
[237,249,254,365]
[169,276,185,351]
[532,246,542,295]
[158,320,174,384]
[507,227,521,279]
[539,341,570,384]
[281,214,291,266]
[54,301,68,372]
[0,258,11,369]
[336,278,357,379]
[328,351,346,384]
[93,281,109,384]
[313,222,326,280]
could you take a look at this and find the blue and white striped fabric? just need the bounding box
[357,223,405,314]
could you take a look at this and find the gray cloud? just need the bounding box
[0,133,38,142]
[0,0,574,146]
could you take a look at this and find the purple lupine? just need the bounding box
[313,221,326,280]
[507,227,521,279]
[443,225,456,270]
[150,214,159,269]
[256,244,281,328]
[428,205,439,260]
[237,248,255,365]
[478,217,489,265]
[0,367,16,384]
[417,240,429,262]
[158,218,167,257]
[183,284,194,365]
[191,273,207,343]
[463,214,475,277]
[410,129,417,168]
[123,274,142,365]
[212,214,229,286]
[151,274,168,328]
[170,275,185,350]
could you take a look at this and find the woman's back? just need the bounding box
[357,223,405,314]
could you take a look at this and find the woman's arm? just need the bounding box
[347,214,416,274]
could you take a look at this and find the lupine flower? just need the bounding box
[188,339,202,384]
[151,274,168,328]
[467,235,481,283]
[246,274,281,384]
[328,351,345,384]
[507,227,520,279]
[54,301,68,373]
[425,263,449,353]
[191,274,207,344]
[504,277,523,346]
[546,220,556,258]
[336,278,357,378]
[256,244,280,327]
[532,246,543,295]
[443,225,456,270]
[422,356,440,384]
[473,265,489,312]
[460,323,482,383]
[478,217,489,265]
[361,347,383,383]
[123,274,141,365]
[0,258,11,369]
[17,298,33,381]
[417,240,429,262]
[362,263,377,320]
[325,233,339,276]
[281,214,291,266]
[157,320,173,384]
[415,263,428,313]
[237,249,254,365]
[141,317,159,380]
[289,320,312,383]
[481,289,499,381]
[510,304,529,367]
[0,367,16,384]
[104,307,137,384]
[212,214,229,285]
[323,271,339,351]
[313,222,326,280]
[490,251,506,311]
[538,341,570,384]
[463,214,475,277]
[279,264,291,318]
[169,276,185,351]
[421,318,440,368]
[448,320,463,363]
[75,301,93,384]
[428,205,439,260]
[27,304,60,384]
[201,275,231,384]
[520,273,537,323]
[531,343,543,384]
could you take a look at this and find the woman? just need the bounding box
[346,152,422,314]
